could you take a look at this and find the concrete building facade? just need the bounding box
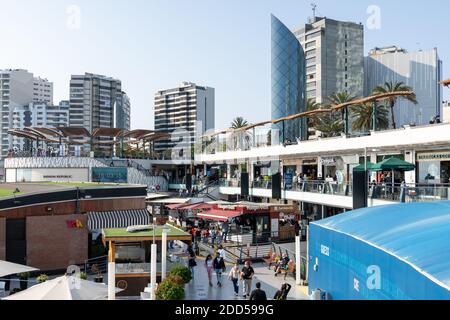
[364,46,443,127]
[154,82,215,158]
[293,17,365,104]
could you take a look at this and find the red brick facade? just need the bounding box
[26,214,89,271]
[0,218,5,260]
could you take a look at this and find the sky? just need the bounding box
[1,0,449,131]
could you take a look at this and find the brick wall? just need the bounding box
[0,218,5,260]
[26,214,88,271]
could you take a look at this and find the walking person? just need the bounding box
[228,263,241,296]
[249,282,267,301]
[241,260,255,298]
[213,253,226,287]
[210,227,217,248]
[205,254,214,287]
[222,220,229,243]
[187,244,197,279]
[273,283,292,300]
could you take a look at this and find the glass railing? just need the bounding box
[219,179,450,203]
[115,261,182,274]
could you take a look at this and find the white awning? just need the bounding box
[87,209,151,231]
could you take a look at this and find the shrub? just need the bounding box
[79,272,88,280]
[168,265,192,284]
[36,274,49,283]
[155,277,185,300]
[17,272,30,279]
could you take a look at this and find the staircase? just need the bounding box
[195,180,220,201]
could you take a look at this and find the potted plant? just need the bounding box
[17,272,30,290]
[36,274,49,283]
[91,264,103,283]
[168,265,192,284]
[155,276,185,300]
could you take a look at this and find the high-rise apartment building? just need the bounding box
[11,101,69,150]
[293,17,364,104]
[33,77,53,105]
[0,69,53,156]
[154,82,215,157]
[69,73,128,154]
[115,92,131,131]
[364,46,443,127]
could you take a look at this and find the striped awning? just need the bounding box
[87,209,151,231]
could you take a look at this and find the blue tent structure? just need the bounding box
[308,201,450,300]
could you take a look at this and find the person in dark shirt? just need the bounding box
[249,282,267,301]
[241,261,255,298]
[273,283,292,300]
[213,253,226,287]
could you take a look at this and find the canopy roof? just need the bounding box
[102,224,191,241]
[441,78,450,87]
[312,201,450,291]
[0,260,38,278]
[58,127,91,137]
[372,157,415,172]
[26,127,64,137]
[196,209,243,222]
[92,128,124,138]
[122,129,154,140]
[3,275,121,300]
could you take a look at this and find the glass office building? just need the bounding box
[271,14,306,143]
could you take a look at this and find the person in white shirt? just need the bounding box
[218,245,226,261]
[228,264,241,296]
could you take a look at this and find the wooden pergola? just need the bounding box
[441,79,450,87]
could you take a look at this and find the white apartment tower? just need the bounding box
[69,73,129,155]
[154,82,215,157]
[0,69,54,156]
[11,101,69,150]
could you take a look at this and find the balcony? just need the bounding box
[219,179,450,209]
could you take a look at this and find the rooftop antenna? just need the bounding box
[311,2,317,19]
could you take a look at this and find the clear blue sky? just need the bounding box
[1,0,448,130]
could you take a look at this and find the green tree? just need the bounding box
[327,92,357,135]
[230,117,249,129]
[373,81,418,129]
[351,102,390,132]
[155,276,185,300]
[313,109,344,138]
[305,98,321,129]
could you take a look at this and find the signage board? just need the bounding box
[92,167,128,183]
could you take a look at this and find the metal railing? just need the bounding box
[271,242,307,281]
[83,255,108,275]
[219,178,450,203]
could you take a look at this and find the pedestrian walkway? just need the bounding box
[185,260,309,300]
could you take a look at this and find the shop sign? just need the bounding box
[417,152,450,162]
[66,219,84,229]
[320,157,337,166]
[302,159,318,165]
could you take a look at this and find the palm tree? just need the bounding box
[305,98,321,139]
[327,92,357,135]
[313,109,344,138]
[373,81,417,129]
[351,102,389,133]
[230,117,249,129]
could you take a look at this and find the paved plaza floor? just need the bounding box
[184,259,309,300]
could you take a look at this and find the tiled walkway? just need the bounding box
[184,260,309,300]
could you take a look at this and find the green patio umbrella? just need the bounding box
[373,157,415,193]
[353,162,377,172]
[372,157,415,172]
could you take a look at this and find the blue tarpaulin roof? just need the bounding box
[313,201,450,291]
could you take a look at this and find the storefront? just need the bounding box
[416,151,450,184]
[302,158,318,180]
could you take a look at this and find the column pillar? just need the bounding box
[161,231,167,281]
[108,242,116,300]
[295,236,301,285]
[150,243,157,300]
